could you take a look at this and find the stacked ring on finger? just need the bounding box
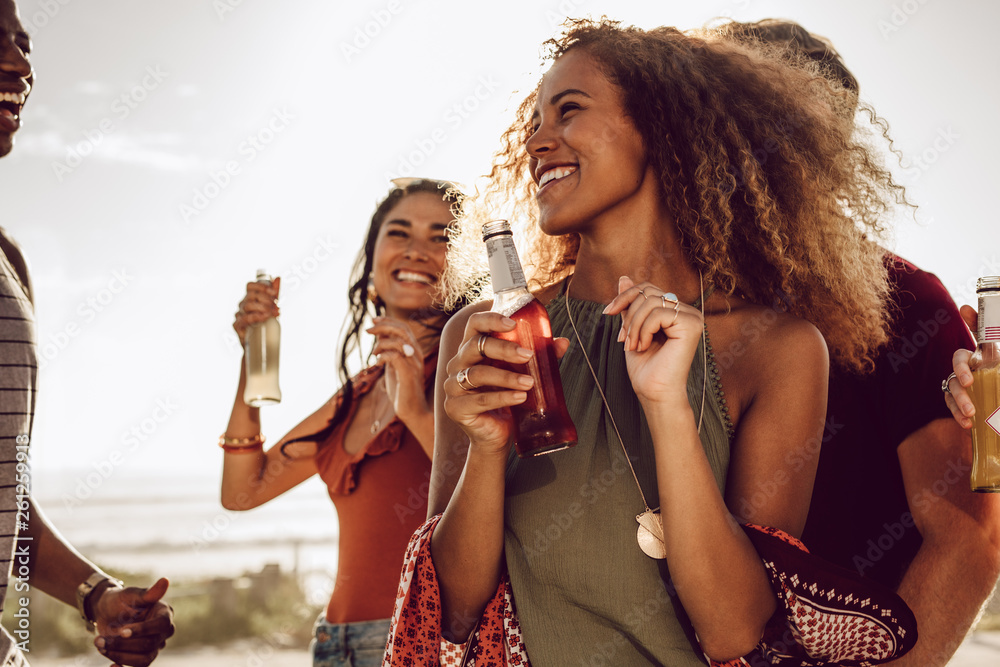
[661,292,680,326]
[941,371,957,395]
[456,368,478,391]
[638,288,649,299]
[477,334,489,358]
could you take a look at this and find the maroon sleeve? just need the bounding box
[881,257,974,448]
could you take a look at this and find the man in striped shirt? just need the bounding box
[0,2,173,664]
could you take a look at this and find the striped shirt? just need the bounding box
[0,241,35,666]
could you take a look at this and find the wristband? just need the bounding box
[76,572,124,633]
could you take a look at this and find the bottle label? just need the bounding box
[486,234,527,293]
[989,406,1000,437]
[980,292,1000,342]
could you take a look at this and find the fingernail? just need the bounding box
[96,637,106,649]
[122,628,132,638]
[518,375,534,388]
[512,391,527,402]
[961,373,972,385]
[963,419,972,429]
[402,344,415,357]
[501,317,515,327]
[517,347,532,358]
[617,326,625,343]
[963,404,975,417]
[601,302,612,315]
[624,335,631,349]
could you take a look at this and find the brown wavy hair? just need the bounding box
[443,18,907,372]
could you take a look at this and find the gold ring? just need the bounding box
[477,334,488,358]
[669,309,679,328]
[638,288,649,299]
[456,368,478,391]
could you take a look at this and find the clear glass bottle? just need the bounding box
[482,220,577,457]
[243,269,282,407]
[970,276,1000,492]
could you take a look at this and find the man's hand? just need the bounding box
[92,578,174,667]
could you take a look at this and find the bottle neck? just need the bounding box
[486,233,527,294]
[979,291,1000,343]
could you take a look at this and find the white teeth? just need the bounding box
[395,270,433,285]
[539,165,578,188]
[0,92,26,105]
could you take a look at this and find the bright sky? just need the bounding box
[3,0,998,490]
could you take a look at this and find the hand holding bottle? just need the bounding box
[234,276,281,345]
[443,312,542,456]
[239,270,282,407]
[945,305,980,429]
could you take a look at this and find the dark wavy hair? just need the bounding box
[281,179,465,457]
[443,18,907,372]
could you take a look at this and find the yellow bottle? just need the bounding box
[969,276,1000,492]
[243,269,282,407]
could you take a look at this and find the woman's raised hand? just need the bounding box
[233,277,280,346]
[602,275,704,406]
[370,316,433,426]
[442,312,536,455]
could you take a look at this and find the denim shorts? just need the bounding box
[310,615,392,667]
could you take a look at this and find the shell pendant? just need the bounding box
[636,509,667,559]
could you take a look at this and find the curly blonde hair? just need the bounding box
[443,19,907,372]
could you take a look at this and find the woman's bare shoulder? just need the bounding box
[710,304,828,418]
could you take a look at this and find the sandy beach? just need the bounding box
[25,631,1000,666]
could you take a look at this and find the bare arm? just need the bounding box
[25,499,174,666]
[889,418,1000,666]
[218,357,323,510]
[220,276,326,509]
[429,306,540,641]
[669,319,827,659]
[606,278,829,660]
[427,302,491,517]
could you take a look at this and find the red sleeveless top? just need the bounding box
[313,355,435,623]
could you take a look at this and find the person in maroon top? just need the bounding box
[723,20,1000,666]
[219,178,464,667]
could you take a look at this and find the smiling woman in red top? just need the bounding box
[218,178,464,667]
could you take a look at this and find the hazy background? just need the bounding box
[1,0,997,582]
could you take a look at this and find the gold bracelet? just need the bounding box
[221,442,264,454]
[218,433,265,448]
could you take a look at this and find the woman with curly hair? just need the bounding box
[385,20,916,667]
[218,178,464,667]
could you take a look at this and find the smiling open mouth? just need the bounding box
[393,270,436,285]
[0,91,27,126]
[539,165,578,188]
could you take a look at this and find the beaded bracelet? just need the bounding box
[218,433,265,453]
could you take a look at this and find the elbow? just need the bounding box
[698,618,767,663]
[696,602,771,662]
[700,631,763,663]
[220,488,258,511]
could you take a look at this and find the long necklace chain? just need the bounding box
[563,273,708,558]
[370,375,390,434]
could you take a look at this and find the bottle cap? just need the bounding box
[976,276,1000,293]
[255,268,272,282]
[482,220,512,242]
